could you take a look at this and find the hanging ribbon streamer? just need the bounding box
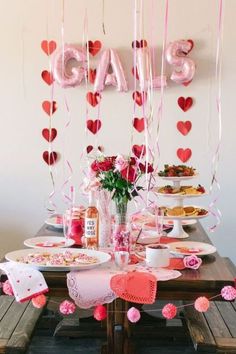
[208,0,223,231]
[60,0,74,207]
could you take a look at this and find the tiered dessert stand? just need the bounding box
[155,174,208,239]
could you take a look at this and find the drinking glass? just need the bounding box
[155,207,164,237]
[112,217,130,270]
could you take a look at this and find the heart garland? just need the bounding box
[133,118,145,133]
[86,145,104,154]
[177,148,192,163]
[43,151,58,165]
[41,40,57,56]
[42,101,57,116]
[86,92,101,107]
[41,70,54,85]
[87,120,102,135]
[177,121,192,136]
[88,69,96,84]
[132,144,146,158]
[177,97,193,112]
[132,39,148,48]
[87,40,102,56]
[132,91,147,106]
[42,128,57,142]
[132,66,139,80]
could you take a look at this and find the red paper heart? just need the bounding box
[133,117,145,133]
[43,151,58,165]
[86,92,101,107]
[110,272,157,304]
[98,146,104,152]
[88,40,102,56]
[182,79,193,87]
[42,101,57,116]
[88,69,96,84]
[177,148,192,163]
[187,39,194,52]
[87,119,102,134]
[177,121,192,136]
[177,97,193,112]
[42,128,57,142]
[41,40,57,55]
[132,39,148,48]
[132,66,139,80]
[132,91,147,106]
[41,70,54,85]
[132,144,146,158]
[86,145,93,154]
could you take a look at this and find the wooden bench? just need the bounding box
[0,295,44,354]
[184,258,236,353]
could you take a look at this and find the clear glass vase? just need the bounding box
[97,189,112,248]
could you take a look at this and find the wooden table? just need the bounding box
[36,222,235,354]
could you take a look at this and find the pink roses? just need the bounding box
[183,255,202,270]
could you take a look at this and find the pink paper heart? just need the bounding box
[132,144,146,158]
[177,148,192,163]
[133,118,145,133]
[177,121,192,136]
[41,40,57,55]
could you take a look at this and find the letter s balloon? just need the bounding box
[166,40,195,85]
[53,45,87,88]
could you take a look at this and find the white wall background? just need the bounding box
[0,0,235,262]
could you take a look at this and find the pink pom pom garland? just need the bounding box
[194,297,210,312]
[32,294,47,309]
[162,303,177,319]
[3,280,14,296]
[221,286,236,301]
[59,300,76,315]
[94,305,107,321]
[127,307,141,323]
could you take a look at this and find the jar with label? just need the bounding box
[84,191,99,249]
[63,207,85,246]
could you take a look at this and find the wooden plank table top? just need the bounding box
[36,222,234,300]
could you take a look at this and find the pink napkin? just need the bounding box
[0,262,48,302]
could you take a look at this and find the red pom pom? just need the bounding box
[32,294,47,308]
[94,305,107,321]
[162,303,177,319]
[194,296,209,312]
[3,280,14,296]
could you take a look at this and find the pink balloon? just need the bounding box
[53,45,87,88]
[166,40,195,84]
[136,47,167,90]
[94,49,128,92]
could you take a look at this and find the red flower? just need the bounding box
[130,157,137,165]
[91,158,114,172]
[121,166,137,183]
[139,162,154,173]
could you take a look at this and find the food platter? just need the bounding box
[163,206,208,220]
[169,241,216,257]
[24,236,75,248]
[5,248,111,271]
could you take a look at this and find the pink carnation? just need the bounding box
[183,255,202,270]
[162,303,177,319]
[221,286,236,301]
[32,294,47,308]
[127,307,141,323]
[3,280,14,296]
[115,155,129,172]
[59,300,76,315]
[194,296,209,312]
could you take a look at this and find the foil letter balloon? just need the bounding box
[166,40,195,84]
[53,45,87,88]
[94,49,128,92]
[136,47,167,90]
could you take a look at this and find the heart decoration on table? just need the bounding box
[42,101,57,116]
[86,92,101,107]
[132,66,139,80]
[132,39,148,48]
[41,70,54,86]
[88,69,96,84]
[110,271,157,304]
[177,97,193,112]
[177,121,192,136]
[87,119,102,135]
[132,91,147,106]
[177,148,192,163]
[41,40,57,56]
[43,151,58,165]
[133,117,145,133]
[42,128,57,142]
[87,40,102,56]
[132,144,146,158]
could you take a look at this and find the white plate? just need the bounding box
[5,248,111,271]
[154,191,206,199]
[45,216,63,229]
[165,219,197,226]
[157,174,198,182]
[169,241,216,256]
[24,236,75,248]
[163,206,208,220]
